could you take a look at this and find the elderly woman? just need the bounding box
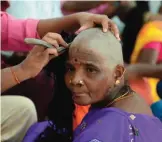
[67,28,162,142]
[24,28,162,142]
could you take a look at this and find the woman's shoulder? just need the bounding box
[82,107,132,123]
[75,108,130,133]
[74,108,131,142]
[74,107,162,142]
[97,107,162,124]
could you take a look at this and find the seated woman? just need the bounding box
[128,4,162,104]
[120,1,153,105]
[24,28,162,142]
[68,28,162,142]
[131,20,162,103]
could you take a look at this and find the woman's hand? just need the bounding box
[75,12,120,40]
[20,33,68,78]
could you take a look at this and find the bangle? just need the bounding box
[10,67,20,84]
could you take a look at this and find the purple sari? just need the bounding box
[23,107,162,142]
[73,107,162,142]
[23,121,49,142]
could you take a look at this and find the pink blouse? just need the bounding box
[143,42,162,62]
[1,12,39,52]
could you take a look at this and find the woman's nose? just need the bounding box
[70,71,84,87]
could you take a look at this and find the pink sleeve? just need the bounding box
[1,12,40,52]
[143,42,161,51]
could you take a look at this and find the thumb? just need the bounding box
[43,48,58,60]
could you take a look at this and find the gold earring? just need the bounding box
[115,80,120,85]
[69,79,72,84]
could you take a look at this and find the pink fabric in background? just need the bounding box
[1,12,39,51]
[60,0,109,15]
[143,41,162,62]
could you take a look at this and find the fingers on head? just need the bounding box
[93,15,120,40]
[109,20,120,40]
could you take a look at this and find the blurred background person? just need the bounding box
[60,1,134,34]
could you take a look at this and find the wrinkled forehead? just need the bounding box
[68,42,106,65]
[67,28,123,69]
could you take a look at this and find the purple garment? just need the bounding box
[23,107,162,142]
[73,107,162,142]
[23,121,68,142]
[23,121,49,142]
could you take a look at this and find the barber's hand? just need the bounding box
[75,12,120,40]
[20,33,68,78]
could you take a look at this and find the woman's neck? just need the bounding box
[92,84,130,108]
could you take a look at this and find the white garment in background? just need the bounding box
[1,96,37,142]
[7,0,63,19]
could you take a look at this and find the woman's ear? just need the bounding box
[114,65,125,84]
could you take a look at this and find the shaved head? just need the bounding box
[69,28,123,70]
[65,28,125,106]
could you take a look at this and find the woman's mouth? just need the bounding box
[72,92,87,97]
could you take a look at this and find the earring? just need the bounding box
[115,80,120,85]
[69,79,72,84]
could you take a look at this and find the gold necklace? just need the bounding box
[106,91,134,107]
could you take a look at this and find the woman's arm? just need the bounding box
[1,65,30,93]
[37,12,120,38]
[1,32,67,93]
[1,12,120,52]
[136,42,161,64]
[136,48,159,64]
[126,64,162,79]
[126,42,161,79]
[1,12,39,51]
[37,13,81,38]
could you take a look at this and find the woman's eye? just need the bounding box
[65,64,74,72]
[66,67,74,72]
[86,67,97,74]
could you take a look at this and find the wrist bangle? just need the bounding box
[10,67,20,84]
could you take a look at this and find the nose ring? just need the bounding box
[69,79,84,87]
[78,80,84,85]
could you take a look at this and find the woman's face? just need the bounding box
[65,45,117,106]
